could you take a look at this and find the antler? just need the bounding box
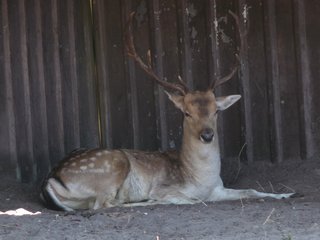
[125,12,188,96]
[210,10,246,90]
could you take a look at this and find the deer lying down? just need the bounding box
[40,91,294,211]
[40,13,295,211]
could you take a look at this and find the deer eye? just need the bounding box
[184,112,192,118]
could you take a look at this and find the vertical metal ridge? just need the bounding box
[92,0,113,148]
[2,0,18,177]
[293,0,314,159]
[127,57,140,149]
[238,0,253,162]
[149,0,168,150]
[19,0,35,181]
[264,0,283,163]
[206,0,221,82]
[82,0,99,147]
[67,0,80,147]
[121,0,140,149]
[51,0,65,155]
[34,0,50,177]
[176,0,193,89]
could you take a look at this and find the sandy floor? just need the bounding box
[0,157,319,240]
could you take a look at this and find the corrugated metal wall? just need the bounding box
[0,0,319,183]
[0,0,99,182]
[93,0,320,162]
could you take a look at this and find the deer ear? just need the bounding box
[165,91,185,112]
[216,95,241,111]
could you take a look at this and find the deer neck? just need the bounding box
[179,124,221,182]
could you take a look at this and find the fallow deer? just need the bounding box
[40,12,295,211]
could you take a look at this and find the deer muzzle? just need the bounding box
[200,128,214,143]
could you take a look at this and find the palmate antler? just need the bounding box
[125,12,188,96]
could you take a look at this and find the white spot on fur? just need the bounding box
[80,159,87,163]
[88,163,95,168]
[71,162,77,167]
[104,162,110,172]
[103,150,110,154]
[96,152,103,156]
[89,157,97,161]
[80,166,87,171]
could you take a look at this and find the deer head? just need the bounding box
[125,12,242,145]
[166,91,240,144]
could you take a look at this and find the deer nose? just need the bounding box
[200,128,214,143]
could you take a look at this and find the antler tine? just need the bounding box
[125,12,187,95]
[212,65,239,89]
[210,10,245,90]
[177,75,189,91]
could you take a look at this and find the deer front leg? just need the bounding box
[122,187,200,208]
[121,197,199,208]
[209,186,295,202]
[150,186,202,205]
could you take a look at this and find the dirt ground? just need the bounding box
[0,157,319,240]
